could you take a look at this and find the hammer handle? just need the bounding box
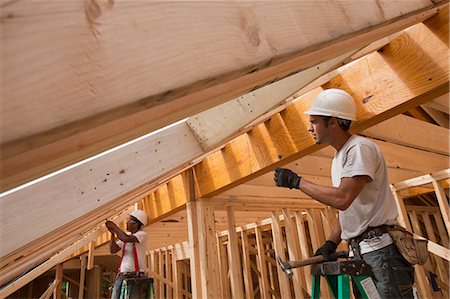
[286,251,349,268]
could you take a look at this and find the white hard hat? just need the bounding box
[304,88,356,121]
[129,210,148,226]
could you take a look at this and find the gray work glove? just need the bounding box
[274,168,301,189]
[314,240,338,261]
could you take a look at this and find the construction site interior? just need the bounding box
[0,1,449,298]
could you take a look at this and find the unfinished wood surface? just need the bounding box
[282,209,305,299]
[0,123,201,258]
[186,201,201,299]
[432,179,450,237]
[361,114,449,155]
[191,9,449,199]
[240,230,255,299]
[271,211,292,298]
[1,1,441,191]
[255,227,271,299]
[197,200,221,298]
[186,51,354,151]
[226,207,245,298]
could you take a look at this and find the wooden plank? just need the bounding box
[55,264,63,299]
[255,227,271,299]
[409,212,434,299]
[197,199,221,298]
[421,105,450,128]
[226,207,245,298]
[426,93,450,113]
[186,200,201,299]
[362,114,449,155]
[217,237,231,299]
[241,230,255,299]
[0,123,201,258]
[87,241,95,271]
[422,212,447,279]
[187,51,355,151]
[192,8,450,198]
[282,209,305,299]
[294,211,312,294]
[1,1,441,191]
[38,279,59,299]
[78,256,87,299]
[271,211,292,299]
[432,179,450,237]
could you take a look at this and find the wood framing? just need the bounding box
[1,1,444,191]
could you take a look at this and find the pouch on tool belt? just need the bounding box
[387,225,428,265]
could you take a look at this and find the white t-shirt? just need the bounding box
[117,230,148,273]
[332,135,397,253]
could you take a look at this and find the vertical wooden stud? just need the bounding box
[78,256,86,299]
[295,211,312,294]
[255,227,271,299]
[197,199,221,298]
[241,230,255,299]
[432,179,450,237]
[282,209,305,299]
[227,206,245,298]
[271,211,292,298]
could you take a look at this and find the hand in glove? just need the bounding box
[314,240,338,261]
[274,168,301,189]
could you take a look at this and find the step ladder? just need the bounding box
[311,260,381,299]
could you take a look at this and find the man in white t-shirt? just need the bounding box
[106,210,148,299]
[274,89,414,298]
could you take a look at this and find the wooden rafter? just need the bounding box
[1,1,444,191]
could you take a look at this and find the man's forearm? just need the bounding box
[109,233,120,253]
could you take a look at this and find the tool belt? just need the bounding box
[118,272,147,278]
[351,224,428,265]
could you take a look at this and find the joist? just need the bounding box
[1,1,443,191]
[139,6,450,223]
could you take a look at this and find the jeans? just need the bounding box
[354,243,415,298]
[111,275,141,299]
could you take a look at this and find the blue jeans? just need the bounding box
[111,275,141,299]
[354,243,415,298]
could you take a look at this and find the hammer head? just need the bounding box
[276,256,293,278]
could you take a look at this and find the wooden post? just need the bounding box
[197,199,221,298]
[282,209,305,299]
[241,230,255,299]
[78,256,86,299]
[55,264,63,299]
[432,179,450,237]
[295,211,312,294]
[409,212,433,299]
[271,211,292,298]
[217,236,231,298]
[86,265,102,299]
[255,227,271,299]
[391,185,413,231]
[187,200,201,299]
[87,240,96,270]
[186,168,202,299]
[227,206,245,298]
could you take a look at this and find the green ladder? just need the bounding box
[311,260,381,299]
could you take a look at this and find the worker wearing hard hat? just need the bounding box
[274,89,414,298]
[106,210,148,299]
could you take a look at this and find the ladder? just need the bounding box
[311,260,381,299]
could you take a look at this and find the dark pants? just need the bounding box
[353,244,415,298]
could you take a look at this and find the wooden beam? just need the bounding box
[362,114,449,155]
[0,123,200,258]
[226,207,245,298]
[1,1,442,191]
[191,8,449,198]
[255,227,271,299]
[143,7,450,222]
[241,230,255,299]
[186,51,355,151]
[197,199,221,298]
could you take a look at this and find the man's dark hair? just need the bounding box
[322,116,352,131]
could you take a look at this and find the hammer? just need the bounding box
[277,251,349,278]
